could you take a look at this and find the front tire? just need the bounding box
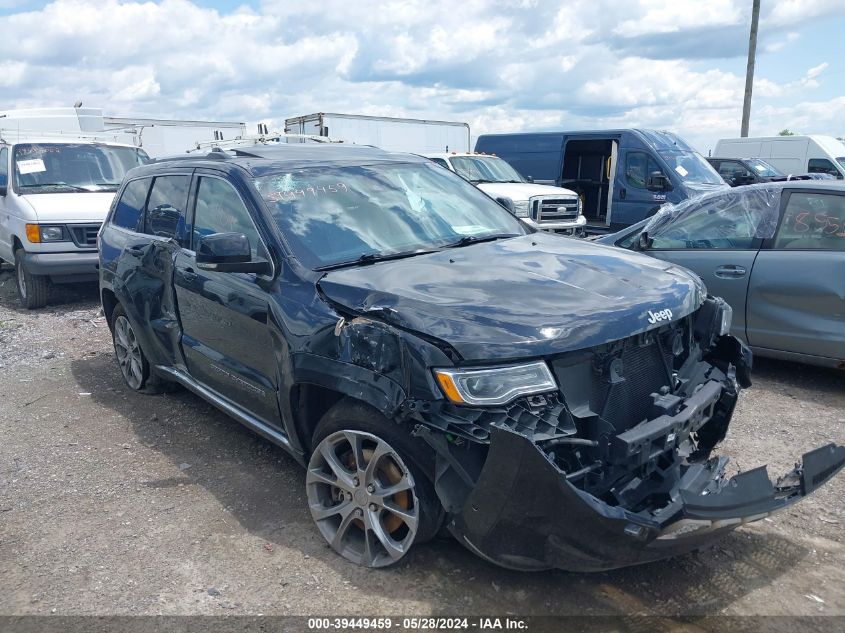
[110,304,172,394]
[14,249,49,309]
[306,401,443,567]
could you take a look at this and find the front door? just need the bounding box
[174,173,279,425]
[644,190,778,342]
[615,149,667,227]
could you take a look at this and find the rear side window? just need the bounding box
[773,192,845,251]
[112,178,151,230]
[143,175,191,243]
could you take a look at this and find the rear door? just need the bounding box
[644,189,778,342]
[174,171,280,426]
[747,188,845,360]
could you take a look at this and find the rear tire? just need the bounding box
[111,304,172,394]
[306,399,444,567]
[14,249,49,310]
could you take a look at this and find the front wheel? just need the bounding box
[306,401,443,567]
[14,250,49,309]
[110,304,173,394]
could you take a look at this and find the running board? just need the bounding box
[155,365,300,458]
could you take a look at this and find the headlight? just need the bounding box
[40,225,65,242]
[433,361,557,406]
[577,197,583,216]
[25,224,67,243]
[512,200,530,218]
[718,302,733,336]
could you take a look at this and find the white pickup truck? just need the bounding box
[425,152,586,235]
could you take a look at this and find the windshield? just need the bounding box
[657,150,724,185]
[13,143,150,194]
[838,157,845,170]
[449,156,525,184]
[254,161,528,269]
[745,158,783,177]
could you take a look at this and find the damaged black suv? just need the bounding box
[98,144,844,571]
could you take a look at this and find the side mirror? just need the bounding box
[495,196,516,214]
[636,231,653,251]
[196,232,271,275]
[526,175,534,183]
[646,171,671,192]
[0,185,6,197]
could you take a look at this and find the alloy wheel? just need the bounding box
[113,315,144,390]
[306,430,420,567]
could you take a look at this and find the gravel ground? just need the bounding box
[0,266,843,622]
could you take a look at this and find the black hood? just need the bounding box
[318,233,705,361]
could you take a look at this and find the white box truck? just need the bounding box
[713,135,845,180]
[284,112,471,153]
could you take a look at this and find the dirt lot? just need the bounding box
[0,266,843,622]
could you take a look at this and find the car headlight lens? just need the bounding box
[718,302,733,336]
[433,361,557,406]
[512,200,530,218]
[40,225,65,242]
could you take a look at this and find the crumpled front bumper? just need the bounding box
[449,425,845,572]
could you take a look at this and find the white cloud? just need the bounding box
[0,0,842,154]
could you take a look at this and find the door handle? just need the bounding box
[180,267,198,282]
[619,187,627,200]
[714,265,747,279]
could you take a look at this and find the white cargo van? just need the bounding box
[713,135,845,180]
[0,136,149,308]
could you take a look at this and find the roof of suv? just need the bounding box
[148,143,427,176]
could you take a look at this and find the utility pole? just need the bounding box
[741,0,761,137]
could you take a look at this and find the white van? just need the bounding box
[0,137,149,308]
[713,135,845,180]
[425,152,586,235]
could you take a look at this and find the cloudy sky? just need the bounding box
[1,0,844,153]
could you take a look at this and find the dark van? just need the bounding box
[475,129,728,231]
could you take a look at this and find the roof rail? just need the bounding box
[0,125,138,145]
[187,131,342,153]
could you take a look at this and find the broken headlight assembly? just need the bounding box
[433,361,557,406]
[718,302,732,336]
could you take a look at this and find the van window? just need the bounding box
[143,175,190,243]
[193,177,266,260]
[625,152,662,188]
[773,192,845,251]
[0,147,8,190]
[807,158,842,179]
[112,178,151,231]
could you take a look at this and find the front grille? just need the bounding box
[67,223,101,248]
[531,196,579,223]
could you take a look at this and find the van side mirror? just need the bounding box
[646,171,671,192]
[526,175,534,183]
[196,232,271,275]
[0,185,6,197]
[495,196,516,214]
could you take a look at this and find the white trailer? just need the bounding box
[284,112,470,153]
[0,107,246,157]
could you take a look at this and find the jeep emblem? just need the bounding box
[647,308,673,324]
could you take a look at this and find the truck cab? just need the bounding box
[425,152,586,235]
[475,129,727,233]
[0,136,149,308]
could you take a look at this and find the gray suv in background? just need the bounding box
[597,182,845,369]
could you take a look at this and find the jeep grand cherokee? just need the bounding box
[98,143,844,571]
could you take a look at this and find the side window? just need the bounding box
[717,161,751,178]
[112,178,151,231]
[773,192,845,251]
[0,147,8,190]
[650,197,766,250]
[192,177,265,259]
[807,158,841,179]
[429,158,450,169]
[625,151,662,188]
[143,175,190,243]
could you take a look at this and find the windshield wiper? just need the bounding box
[19,183,91,192]
[443,233,519,248]
[315,248,438,271]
